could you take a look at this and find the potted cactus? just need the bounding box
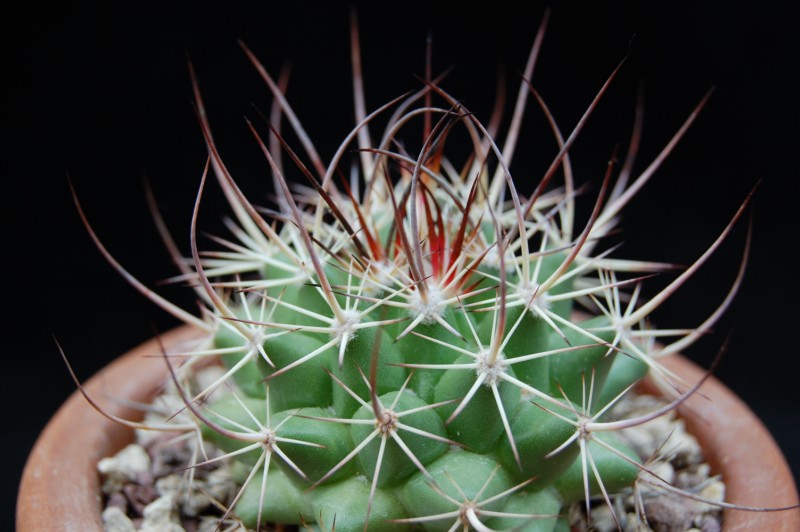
[18,10,799,532]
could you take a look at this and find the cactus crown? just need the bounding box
[75,12,760,532]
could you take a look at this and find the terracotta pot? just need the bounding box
[17,326,800,531]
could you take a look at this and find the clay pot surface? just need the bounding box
[17,326,800,531]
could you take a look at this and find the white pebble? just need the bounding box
[588,504,619,532]
[638,460,676,496]
[194,365,234,403]
[140,493,185,532]
[97,444,151,494]
[695,478,726,513]
[101,506,136,532]
[155,474,183,497]
[203,467,237,508]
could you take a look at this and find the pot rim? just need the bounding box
[16,325,800,530]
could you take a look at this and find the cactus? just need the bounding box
[67,12,795,532]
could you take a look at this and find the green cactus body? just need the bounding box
[400,450,516,531]
[312,476,407,532]
[393,310,473,403]
[200,395,267,467]
[235,465,315,526]
[349,390,449,487]
[91,12,751,531]
[497,399,581,487]
[545,315,617,404]
[433,353,522,453]
[269,407,357,485]
[487,488,562,532]
[553,432,641,503]
[330,326,408,418]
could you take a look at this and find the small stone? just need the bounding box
[101,506,136,532]
[643,493,695,531]
[156,473,214,517]
[136,394,192,447]
[620,415,674,458]
[638,460,676,496]
[203,467,237,507]
[194,365,232,403]
[588,504,619,531]
[149,438,195,478]
[623,512,643,532]
[140,493,185,532]
[155,474,183,498]
[105,491,128,514]
[697,513,722,532]
[123,482,159,516]
[663,420,702,467]
[98,444,152,495]
[675,464,711,489]
[696,478,725,513]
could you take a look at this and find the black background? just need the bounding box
[4,2,799,529]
